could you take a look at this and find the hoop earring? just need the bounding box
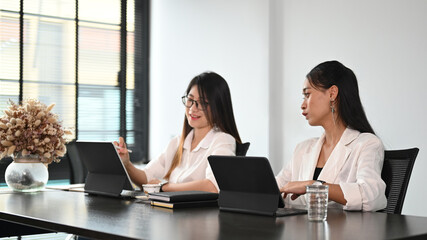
[330,100,336,126]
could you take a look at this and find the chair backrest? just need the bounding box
[380,147,419,214]
[0,157,12,184]
[66,141,87,184]
[236,142,250,156]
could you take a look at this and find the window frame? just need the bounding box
[0,0,149,164]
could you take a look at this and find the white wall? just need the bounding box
[149,0,269,159]
[150,0,427,217]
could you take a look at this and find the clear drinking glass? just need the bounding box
[306,184,329,221]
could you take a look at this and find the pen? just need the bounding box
[115,145,133,153]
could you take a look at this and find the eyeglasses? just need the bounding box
[181,96,208,110]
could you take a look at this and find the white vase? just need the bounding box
[5,153,49,192]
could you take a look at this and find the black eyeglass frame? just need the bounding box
[181,96,209,110]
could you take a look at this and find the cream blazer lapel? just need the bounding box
[318,128,360,183]
[300,134,324,181]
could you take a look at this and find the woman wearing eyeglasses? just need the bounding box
[276,61,387,211]
[116,72,241,193]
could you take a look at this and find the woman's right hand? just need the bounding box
[114,137,148,187]
[280,180,316,200]
[114,137,131,167]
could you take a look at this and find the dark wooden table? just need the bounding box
[1,190,427,239]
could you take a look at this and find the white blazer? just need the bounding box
[276,128,387,211]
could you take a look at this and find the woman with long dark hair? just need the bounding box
[276,60,387,211]
[116,72,241,193]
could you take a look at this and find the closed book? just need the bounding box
[149,191,218,202]
[151,199,218,209]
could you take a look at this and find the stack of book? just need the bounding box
[149,191,219,209]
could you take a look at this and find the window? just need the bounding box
[0,0,149,163]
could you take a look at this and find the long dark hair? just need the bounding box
[165,72,241,180]
[306,60,375,135]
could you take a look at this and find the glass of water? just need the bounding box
[306,184,329,221]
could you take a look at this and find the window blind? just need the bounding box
[0,3,20,109]
[0,0,148,162]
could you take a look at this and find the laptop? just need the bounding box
[208,155,307,217]
[75,141,144,198]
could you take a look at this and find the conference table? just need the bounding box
[1,190,427,240]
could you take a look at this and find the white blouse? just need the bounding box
[144,128,236,191]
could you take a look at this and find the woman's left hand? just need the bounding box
[280,180,316,200]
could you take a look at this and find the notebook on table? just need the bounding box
[208,155,307,217]
[149,191,219,209]
[151,200,218,209]
[75,141,144,198]
[149,191,219,202]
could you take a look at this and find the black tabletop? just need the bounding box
[1,191,427,240]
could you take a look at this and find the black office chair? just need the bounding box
[380,147,419,214]
[236,142,250,156]
[66,141,87,184]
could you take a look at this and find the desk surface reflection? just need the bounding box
[1,191,427,240]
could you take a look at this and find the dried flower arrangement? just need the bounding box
[0,99,72,164]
